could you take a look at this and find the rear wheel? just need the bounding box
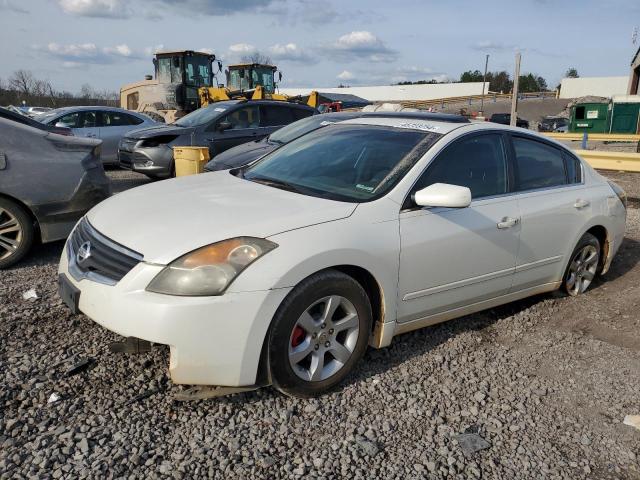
[0,198,35,269]
[563,233,600,296]
[268,270,372,398]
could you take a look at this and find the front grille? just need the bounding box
[67,218,143,285]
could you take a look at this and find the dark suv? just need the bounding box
[489,113,529,129]
[119,100,315,179]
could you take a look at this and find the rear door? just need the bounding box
[509,134,591,290]
[97,111,145,164]
[397,132,520,323]
[206,105,260,156]
[259,104,296,137]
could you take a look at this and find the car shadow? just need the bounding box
[4,240,65,271]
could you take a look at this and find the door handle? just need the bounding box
[497,217,519,229]
[574,199,590,209]
[85,133,97,138]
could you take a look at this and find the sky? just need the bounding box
[0,0,638,93]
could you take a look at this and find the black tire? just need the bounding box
[562,232,600,296]
[0,198,35,269]
[268,269,372,398]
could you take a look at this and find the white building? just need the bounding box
[559,76,628,99]
[280,82,489,102]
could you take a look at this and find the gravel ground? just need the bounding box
[1,170,640,479]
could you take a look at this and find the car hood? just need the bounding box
[87,171,357,264]
[207,139,276,170]
[125,124,194,139]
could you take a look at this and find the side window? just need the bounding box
[563,152,582,184]
[126,114,144,125]
[512,136,567,190]
[221,106,260,130]
[292,108,314,121]
[127,92,139,110]
[100,111,133,127]
[411,133,508,202]
[79,111,97,128]
[55,112,82,128]
[259,105,294,127]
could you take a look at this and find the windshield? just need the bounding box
[185,56,212,87]
[269,115,341,144]
[243,124,436,202]
[174,104,230,127]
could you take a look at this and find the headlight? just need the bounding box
[146,237,277,296]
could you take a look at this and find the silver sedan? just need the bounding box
[38,107,158,165]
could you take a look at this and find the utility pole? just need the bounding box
[510,52,521,127]
[479,54,489,117]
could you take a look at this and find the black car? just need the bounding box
[204,111,470,172]
[0,106,73,136]
[0,117,110,268]
[538,116,569,132]
[119,100,316,179]
[489,113,530,129]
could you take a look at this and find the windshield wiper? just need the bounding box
[248,176,304,194]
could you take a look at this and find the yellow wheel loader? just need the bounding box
[120,50,222,123]
[121,52,318,123]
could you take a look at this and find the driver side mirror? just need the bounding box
[217,120,232,132]
[413,183,471,208]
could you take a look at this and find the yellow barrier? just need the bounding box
[574,149,640,173]
[172,146,210,176]
[544,132,640,142]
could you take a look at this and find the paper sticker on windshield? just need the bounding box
[397,122,439,131]
[320,121,336,126]
[356,184,374,192]
[214,107,226,112]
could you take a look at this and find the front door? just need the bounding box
[206,105,260,157]
[397,132,520,323]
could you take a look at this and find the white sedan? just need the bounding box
[58,115,627,398]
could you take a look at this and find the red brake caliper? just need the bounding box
[291,325,305,347]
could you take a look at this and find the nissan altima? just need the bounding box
[58,115,627,398]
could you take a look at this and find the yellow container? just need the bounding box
[172,146,210,177]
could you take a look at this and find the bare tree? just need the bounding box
[240,52,273,65]
[9,70,36,96]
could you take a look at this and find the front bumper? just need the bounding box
[59,243,291,386]
[118,145,173,178]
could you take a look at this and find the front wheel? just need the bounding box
[563,233,600,296]
[268,270,372,398]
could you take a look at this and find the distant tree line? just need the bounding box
[0,70,118,109]
[397,67,580,92]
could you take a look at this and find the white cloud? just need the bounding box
[58,0,130,18]
[229,43,256,55]
[56,0,280,19]
[0,0,29,13]
[268,43,312,63]
[37,42,142,65]
[337,70,354,80]
[323,31,398,63]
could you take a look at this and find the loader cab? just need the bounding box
[152,51,216,112]
[227,64,278,94]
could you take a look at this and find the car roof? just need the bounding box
[48,106,143,114]
[336,116,468,135]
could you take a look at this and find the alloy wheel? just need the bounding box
[566,244,599,295]
[288,295,360,382]
[0,207,23,261]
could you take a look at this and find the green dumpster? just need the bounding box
[608,95,640,134]
[569,101,611,133]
